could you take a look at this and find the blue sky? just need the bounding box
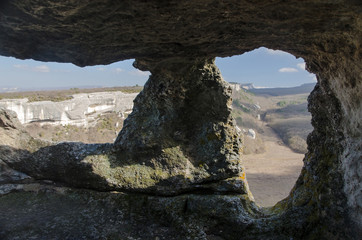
[216,47,316,88]
[0,47,316,91]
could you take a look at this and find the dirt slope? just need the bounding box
[243,123,304,207]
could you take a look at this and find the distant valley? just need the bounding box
[232,82,314,154]
[231,82,314,206]
[247,82,315,96]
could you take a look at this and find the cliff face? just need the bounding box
[0,92,137,126]
[0,1,361,239]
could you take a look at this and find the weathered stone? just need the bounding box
[0,1,360,67]
[0,186,258,240]
[115,58,245,191]
[0,160,30,185]
[0,108,50,153]
[0,0,361,239]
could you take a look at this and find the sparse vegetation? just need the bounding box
[231,86,312,154]
[0,86,142,102]
[277,100,302,107]
[25,112,124,143]
[277,101,287,107]
[235,116,243,125]
[233,99,252,113]
[267,118,311,153]
[28,94,73,102]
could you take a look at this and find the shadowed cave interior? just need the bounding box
[0,1,361,239]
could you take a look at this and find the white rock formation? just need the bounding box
[247,129,256,139]
[0,91,138,127]
[229,82,241,92]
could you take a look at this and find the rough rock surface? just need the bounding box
[0,91,137,126]
[0,0,361,239]
[0,1,360,67]
[114,58,247,194]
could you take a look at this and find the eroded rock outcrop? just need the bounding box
[114,58,247,194]
[0,0,361,239]
[0,91,137,126]
[0,108,33,187]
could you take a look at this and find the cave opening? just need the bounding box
[216,47,316,207]
[0,1,360,238]
[0,48,318,209]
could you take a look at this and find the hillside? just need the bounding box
[231,83,313,206]
[248,83,315,96]
[231,83,313,154]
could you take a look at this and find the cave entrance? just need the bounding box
[216,47,316,207]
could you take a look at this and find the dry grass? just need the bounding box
[267,117,311,153]
[25,112,125,143]
[263,102,312,153]
[231,88,312,154]
[0,86,143,102]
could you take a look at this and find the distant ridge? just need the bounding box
[0,85,103,93]
[240,83,255,90]
[247,83,316,96]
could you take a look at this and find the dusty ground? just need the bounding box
[243,123,305,207]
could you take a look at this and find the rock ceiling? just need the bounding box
[0,0,361,66]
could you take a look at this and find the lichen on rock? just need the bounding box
[114,58,246,193]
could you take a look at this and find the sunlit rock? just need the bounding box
[0,91,137,126]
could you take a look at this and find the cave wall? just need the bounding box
[0,0,361,239]
[305,48,362,229]
[0,1,360,66]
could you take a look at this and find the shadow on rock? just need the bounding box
[1,141,249,196]
[0,143,115,191]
